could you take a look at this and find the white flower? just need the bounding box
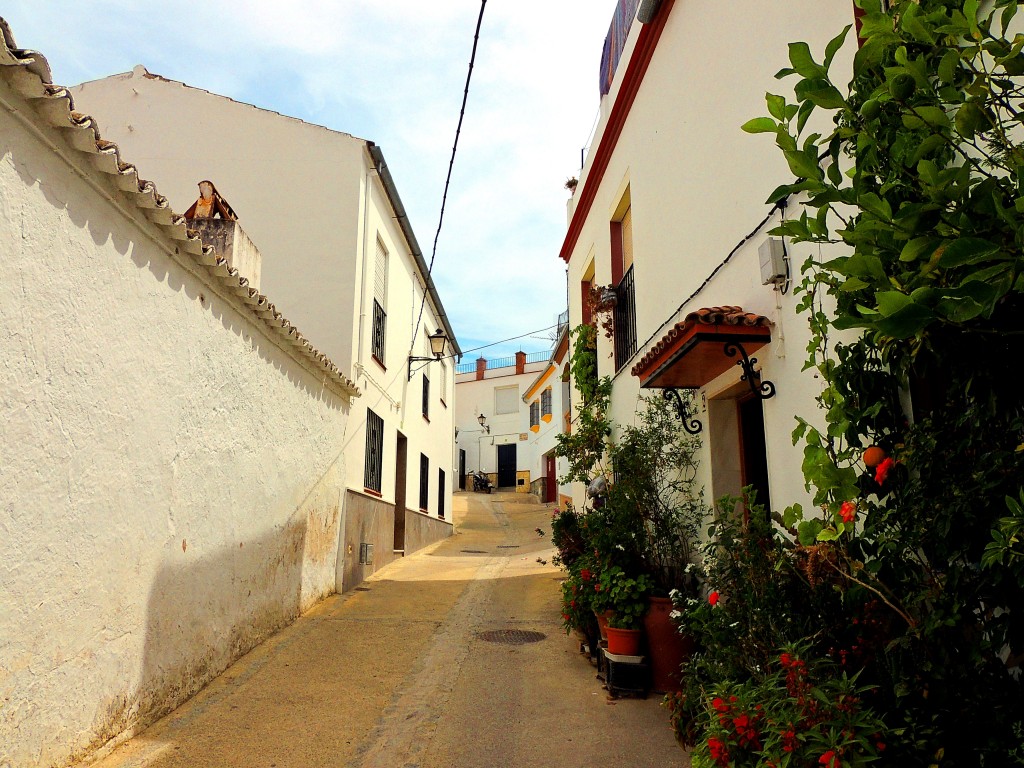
[669,588,680,599]
[670,610,682,620]
[684,563,695,573]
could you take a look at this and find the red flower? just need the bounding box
[875,457,896,485]
[580,568,592,582]
[839,501,856,523]
[707,736,730,767]
[819,750,841,768]
[709,591,720,606]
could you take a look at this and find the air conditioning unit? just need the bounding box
[759,237,788,286]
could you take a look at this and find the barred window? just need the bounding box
[437,468,446,519]
[419,453,429,511]
[364,409,384,494]
[541,387,552,417]
[530,401,540,428]
[372,300,386,364]
[372,238,388,364]
[422,375,430,420]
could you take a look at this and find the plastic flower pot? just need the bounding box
[605,626,642,656]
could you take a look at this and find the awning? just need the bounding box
[631,306,772,389]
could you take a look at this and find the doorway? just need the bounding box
[497,443,517,488]
[393,432,407,551]
[708,388,771,519]
[545,453,556,503]
[459,449,466,490]
[738,395,770,514]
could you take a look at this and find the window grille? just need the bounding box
[530,401,540,428]
[541,388,552,417]
[422,376,430,420]
[419,453,429,511]
[614,265,637,371]
[371,299,386,364]
[364,409,384,493]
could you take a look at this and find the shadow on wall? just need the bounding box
[92,516,321,754]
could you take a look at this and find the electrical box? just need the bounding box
[359,543,374,565]
[759,237,787,285]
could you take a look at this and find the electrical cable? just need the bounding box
[408,0,488,359]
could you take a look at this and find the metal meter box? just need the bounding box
[759,237,787,285]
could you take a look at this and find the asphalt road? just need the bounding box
[83,491,688,768]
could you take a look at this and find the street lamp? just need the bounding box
[477,413,490,434]
[408,328,448,380]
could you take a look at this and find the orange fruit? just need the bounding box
[863,445,886,468]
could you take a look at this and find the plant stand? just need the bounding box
[597,647,650,698]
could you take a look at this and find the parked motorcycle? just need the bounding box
[472,471,493,494]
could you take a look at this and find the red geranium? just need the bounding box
[839,501,856,523]
[709,591,720,606]
[875,457,896,485]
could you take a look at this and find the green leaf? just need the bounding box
[766,93,787,121]
[798,518,824,546]
[964,0,981,38]
[789,41,826,79]
[796,78,846,109]
[784,149,823,180]
[954,101,987,139]
[824,25,851,72]
[742,117,778,134]
[937,237,1000,267]
[938,50,960,84]
[900,237,941,263]
[858,192,893,220]
[783,504,804,528]
[875,290,914,316]
[903,106,951,130]
[873,302,935,338]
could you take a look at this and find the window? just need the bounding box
[495,385,519,415]
[422,375,430,420]
[530,401,540,429]
[611,195,636,371]
[371,238,388,365]
[437,468,446,519]
[364,408,384,494]
[419,453,429,512]
[541,387,552,418]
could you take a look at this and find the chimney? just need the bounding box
[515,351,526,375]
[475,357,487,380]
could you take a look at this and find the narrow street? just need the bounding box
[83,492,687,768]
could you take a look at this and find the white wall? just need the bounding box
[0,84,352,768]
[564,0,856,516]
[70,67,364,373]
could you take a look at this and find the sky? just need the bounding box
[2,0,621,363]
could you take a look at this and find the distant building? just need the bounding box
[454,350,549,493]
[70,66,461,585]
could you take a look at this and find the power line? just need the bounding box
[409,0,488,357]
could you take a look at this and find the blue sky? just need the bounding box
[3,1,620,361]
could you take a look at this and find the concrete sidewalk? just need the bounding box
[82,491,689,768]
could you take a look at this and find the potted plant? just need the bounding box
[601,566,654,656]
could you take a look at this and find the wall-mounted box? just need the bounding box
[759,237,787,285]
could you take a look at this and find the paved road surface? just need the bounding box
[83,491,688,768]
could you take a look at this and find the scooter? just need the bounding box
[472,471,493,494]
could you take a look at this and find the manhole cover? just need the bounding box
[496,545,520,549]
[354,587,371,592]
[478,629,547,645]
[461,549,487,554]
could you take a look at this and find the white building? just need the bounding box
[519,322,573,505]
[0,20,359,767]
[560,0,855,516]
[453,351,549,493]
[70,66,461,587]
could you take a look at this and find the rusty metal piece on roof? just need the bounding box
[183,179,237,221]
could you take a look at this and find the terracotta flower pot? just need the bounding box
[642,596,694,693]
[594,609,613,642]
[605,626,642,656]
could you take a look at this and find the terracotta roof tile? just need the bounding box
[0,17,358,398]
[631,306,772,379]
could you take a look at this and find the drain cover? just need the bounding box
[478,629,547,645]
[461,549,487,554]
[354,587,371,592]
[496,545,520,549]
